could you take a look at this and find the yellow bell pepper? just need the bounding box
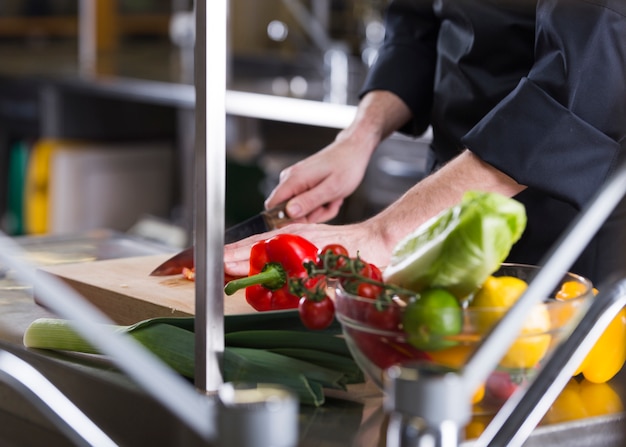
[573,307,626,383]
[557,282,626,384]
[543,378,624,424]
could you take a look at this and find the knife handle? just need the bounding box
[262,201,292,230]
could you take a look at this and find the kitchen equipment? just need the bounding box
[149,201,291,276]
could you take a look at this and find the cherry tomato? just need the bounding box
[317,244,350,270]
[303,275,327,295]
[366,263,383,282]
[339,262,381,295]
[356,261,374,279]
[485,371,525,402]
[298,295,335,330]
[351,330,430,369]
[319,243,349,257]
[365,304,402,331]
[357,282,383,299]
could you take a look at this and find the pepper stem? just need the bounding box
[224,262,287,295]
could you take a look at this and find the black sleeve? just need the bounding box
[359,0,439,136]
[462,0,626,209]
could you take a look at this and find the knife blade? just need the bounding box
[149,201,291,276]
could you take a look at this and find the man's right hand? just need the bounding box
[264,90,413,222]
[264,134,371,223]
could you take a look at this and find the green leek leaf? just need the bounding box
[23,315,363,407]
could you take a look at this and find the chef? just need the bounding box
[224,0,626,286]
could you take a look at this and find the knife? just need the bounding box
[149,201,292,276]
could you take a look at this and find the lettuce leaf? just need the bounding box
[383,191,527,299]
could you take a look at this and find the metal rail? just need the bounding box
[0,350,117,447]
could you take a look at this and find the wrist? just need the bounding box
[336,90,412,156]
[335,122,381,156]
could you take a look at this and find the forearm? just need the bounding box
[337,90,412,156]
[371,150,527,253]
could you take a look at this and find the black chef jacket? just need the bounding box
[361,0,626,285]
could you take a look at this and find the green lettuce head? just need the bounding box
[383,191,527,300]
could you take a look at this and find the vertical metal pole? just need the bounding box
[194,0,227,392]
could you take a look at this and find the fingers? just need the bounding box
[266,165,348,222]
[224,220,394,280]
[264,160,318,205]
[223,224,303,276]
[223,259,250,277]
[265,166,330,219]
[304,199,343,223]
[265,145,356,220]
[223,228,286,276]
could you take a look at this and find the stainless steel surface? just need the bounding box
[0,339,207,446]
[194,0,226,393]
[0,349,116,447]
[225,90,355,128]
[39,75,357,128]
[518,413,625,447]
[384,364,468,447]
[0,231,216,442]
[218,383,299,447]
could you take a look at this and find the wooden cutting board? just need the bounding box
[36,254,256,324]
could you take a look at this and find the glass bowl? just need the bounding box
[334,263,594,405]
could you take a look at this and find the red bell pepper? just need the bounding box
[224,234,319,311]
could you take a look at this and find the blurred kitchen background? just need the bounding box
[0,0,433,249]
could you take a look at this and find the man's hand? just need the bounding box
[263,136,369,223]
[264,90,413,222]
[223,221,392,277]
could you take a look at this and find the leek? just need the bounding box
[23,312,364,407]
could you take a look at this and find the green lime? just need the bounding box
[402,288,463,351]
